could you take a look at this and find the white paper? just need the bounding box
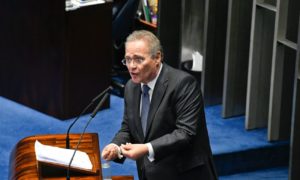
[191,51,203,72]
[35,140,92,170]
[66,0,105,11]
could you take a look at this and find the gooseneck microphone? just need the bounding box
[65,86,112,149]
[66,89,111,180]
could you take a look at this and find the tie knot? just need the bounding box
[142,85,150,95]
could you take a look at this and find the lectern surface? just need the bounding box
[9,133,134,180]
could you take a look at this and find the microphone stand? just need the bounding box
[66,86,112,149]
[66,103,92,149]
[66,93,110,180]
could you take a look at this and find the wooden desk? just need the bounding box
[9,133,133,180]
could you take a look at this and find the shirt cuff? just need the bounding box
[146,143,155,162]
[111,143,123,159]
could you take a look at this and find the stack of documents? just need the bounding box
[35,140,92,170]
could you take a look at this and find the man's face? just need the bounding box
[124,40,161,84]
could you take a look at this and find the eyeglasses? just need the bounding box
[121,56,145,66]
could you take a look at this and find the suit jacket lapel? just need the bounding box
[145,64,168,139]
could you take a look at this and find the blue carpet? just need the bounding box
[205,106,289,175]
[0,95,289,179]
[219,166,288,180]
[204,105,288,154]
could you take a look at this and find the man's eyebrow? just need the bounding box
[125,54,144,58]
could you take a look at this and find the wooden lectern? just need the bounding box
[9,133,133,180]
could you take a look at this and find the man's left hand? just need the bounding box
[120,143,148,160]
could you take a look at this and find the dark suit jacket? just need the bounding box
[112,63,218,180]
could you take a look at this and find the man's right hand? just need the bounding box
[101,143,119,161]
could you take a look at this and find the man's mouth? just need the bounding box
[130,72,138,76]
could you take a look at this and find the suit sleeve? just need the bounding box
[111,85,132,145]
[110,84,133,163]
[150,75,203,161]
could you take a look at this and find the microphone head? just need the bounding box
[92,86,113,103]
[108,86,113,92]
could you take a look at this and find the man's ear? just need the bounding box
[155,51,162,62]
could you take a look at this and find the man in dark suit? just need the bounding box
[102,30,217,180]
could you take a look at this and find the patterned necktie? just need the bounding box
[141,85,150,135]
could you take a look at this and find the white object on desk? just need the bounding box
[35,140,92,170]
[191,51,203,72]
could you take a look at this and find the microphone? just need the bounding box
[66,86,112,149]
[66,90,111,180]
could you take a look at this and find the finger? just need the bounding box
[110,149,118,158]
[121,150,134,159]
[120,146,126,152]
[121,150,129,157]
[102,148,108,156]
[103,145,112,153]
[104,152,113,161]
[106,145,114,151]
[122,145,131,150]
[120,147,130,155]
[102,152,109,160]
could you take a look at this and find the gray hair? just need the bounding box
[125,30,163,59]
